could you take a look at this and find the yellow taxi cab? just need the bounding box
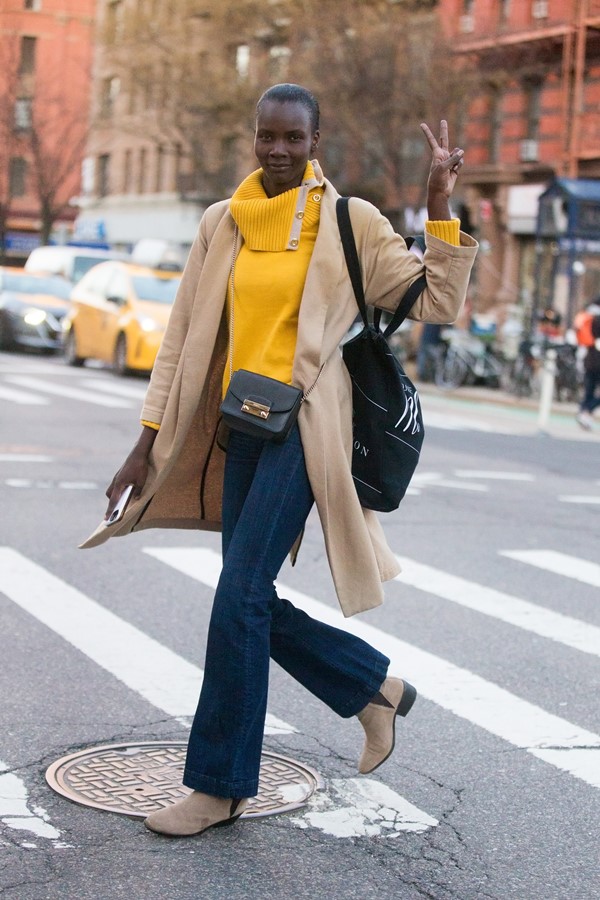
[63,261,181,374]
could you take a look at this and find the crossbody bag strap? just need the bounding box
[336,196,428,337]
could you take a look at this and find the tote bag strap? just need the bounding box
[336,196,427,337]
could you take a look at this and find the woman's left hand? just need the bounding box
[420,119,464,200]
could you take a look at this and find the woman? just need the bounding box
[82,83,477,837]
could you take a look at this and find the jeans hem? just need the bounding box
[183,768,258,799]
[337,671,388,719]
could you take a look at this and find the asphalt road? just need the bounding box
[1,350,599,900]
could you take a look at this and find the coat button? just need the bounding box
[296,211,304,219]
[289,238,299,248]
[312,194,321,202]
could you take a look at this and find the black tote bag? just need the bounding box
[337,197,427,512]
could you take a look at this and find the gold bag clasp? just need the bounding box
[241,398,270,419]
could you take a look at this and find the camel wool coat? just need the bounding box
[81,180,478,617]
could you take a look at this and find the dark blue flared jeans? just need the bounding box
[183,424,389,798]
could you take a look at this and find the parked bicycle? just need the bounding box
[433,329,506,390]
[504,338,581,402]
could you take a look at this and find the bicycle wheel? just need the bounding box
[435,349,469,389]
[508,357,534,397]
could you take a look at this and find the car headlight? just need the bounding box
[23,308,47,326]
[138,315,159,332]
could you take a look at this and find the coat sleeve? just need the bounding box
[353,200,478,324]
[140,202,228,425]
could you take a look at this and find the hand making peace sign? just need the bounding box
[420,119,464,200]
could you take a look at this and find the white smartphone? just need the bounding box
[105,484,134,525]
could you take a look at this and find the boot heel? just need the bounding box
[213,813,243,829]
[396,681,417,718]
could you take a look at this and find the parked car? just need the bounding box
[0,268,72,353]
[25,245,129,284]
[63,261,181,374]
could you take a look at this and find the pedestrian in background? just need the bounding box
[575,301,600,430]
[82,83,477,838]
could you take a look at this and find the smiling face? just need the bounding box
[254,99,320,198]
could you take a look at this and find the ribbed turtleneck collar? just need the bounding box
[229,160,324,251]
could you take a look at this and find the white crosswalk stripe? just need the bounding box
[4,376,135,408]
[145,546,600,791]
[501,549,600,589]
[394,555,600,658]
[0,383,49,405]
[83,378,147,400]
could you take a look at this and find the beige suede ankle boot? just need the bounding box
[144,791,249,837]
[357,676,417,774]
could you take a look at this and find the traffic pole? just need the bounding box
[537,347,557,433]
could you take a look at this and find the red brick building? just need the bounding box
[0,0,96,263]
[440,0,600,329]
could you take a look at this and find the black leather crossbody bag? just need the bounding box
[221,369,303,443]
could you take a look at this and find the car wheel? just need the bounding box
[113,333,129,376]
[64,329,85,367]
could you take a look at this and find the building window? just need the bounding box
[173,143,183,192]
[138,148,147,193]
[24,0,42,9]
[106,0,124,42]
[155,145,164,192]
[488,90,503,164]
[9,158,27,197]
[236,45,250,81]
[14,98,32,131]
[269,46,290,81]
[98,154,110,197]
[19,36,37,75]
[123,149,132,193]
[500,0,511,20]
[100,76,120,117]
[524,78,542,140]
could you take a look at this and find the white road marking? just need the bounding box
[83,378,147,399]
[559,495,600,505]
[395,556,600,659]
[290,778,438,837]
[501,550,600,589]
[411,472,488,493]
[0,760,65,845]
[0,548,294,736]
[0,384,48,405]
[151,547,600,790]
[4,479,99,490]
[4,376,134,408]
[431,479,488,492]
[0,454,53,462]
[454,470,535,481]
[424,411,516,434]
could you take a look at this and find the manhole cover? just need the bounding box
[46,742,323,820]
